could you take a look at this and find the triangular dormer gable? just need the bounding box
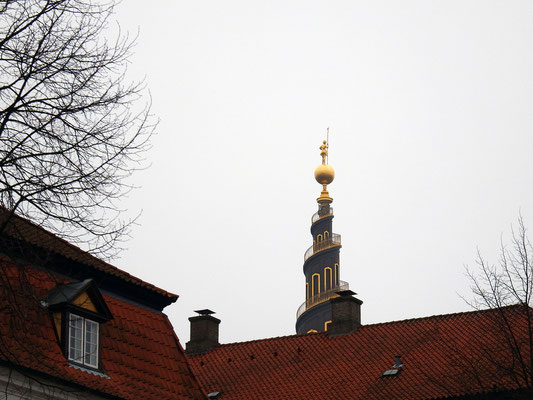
[46,279,113,323]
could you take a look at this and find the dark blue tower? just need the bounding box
[295,139,350,334]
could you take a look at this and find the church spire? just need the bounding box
[295,137,349,334]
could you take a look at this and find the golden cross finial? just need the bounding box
[319,140,328,164]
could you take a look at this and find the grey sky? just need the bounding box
[110,1,533,344]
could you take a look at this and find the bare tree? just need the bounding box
[465,215,533,396]
[0,0,155,259]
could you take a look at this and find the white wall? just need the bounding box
[0,365,108,400]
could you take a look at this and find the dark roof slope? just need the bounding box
[0,207,177,308]
[188,307,531,400]
[46,279,96,306]
[0,257,207,400]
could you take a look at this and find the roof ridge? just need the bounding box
[360,304,523,328]
[195,330,324,350]
[200,305,524,350]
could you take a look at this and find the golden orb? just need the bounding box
[314,164,335,185]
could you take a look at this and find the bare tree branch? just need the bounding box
[0,0,155,259]
[464,215,533,394]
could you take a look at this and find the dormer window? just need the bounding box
[68,314,99,368]
[45,279,112,372]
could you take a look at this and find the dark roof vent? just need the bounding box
[393,355,404,368]
[382,355,404,377]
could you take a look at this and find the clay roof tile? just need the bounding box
[188,306,529,400]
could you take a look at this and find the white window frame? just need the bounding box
[68,313,99,369]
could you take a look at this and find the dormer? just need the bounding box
[44,279,113,371]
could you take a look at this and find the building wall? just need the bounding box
[303,247,340,296]
[0,364,108,400]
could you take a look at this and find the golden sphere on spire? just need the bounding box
[314,164,335,185]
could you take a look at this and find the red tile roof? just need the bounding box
[0,207,177,303]
[188,307,531,399]
[0,257,207,399]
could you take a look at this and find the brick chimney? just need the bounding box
[186,309,220,355]
[328,290,363,336]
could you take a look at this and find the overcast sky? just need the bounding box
[109,1,533,345]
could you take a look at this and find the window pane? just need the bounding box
[68,315,83,363]
[84,319,99,368]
